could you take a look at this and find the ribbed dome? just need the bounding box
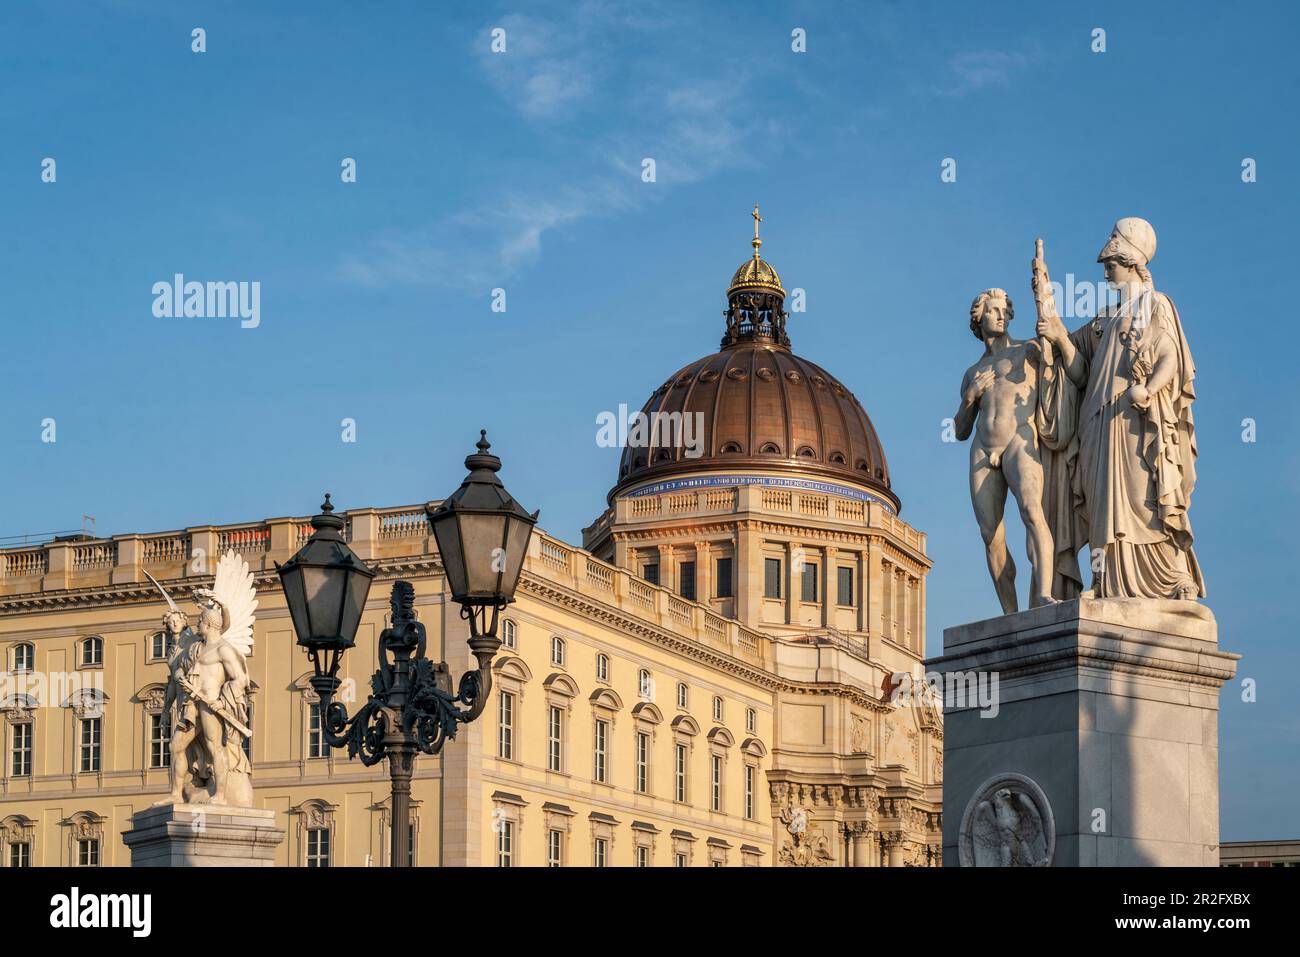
[610,209,896,509]
[610,341,896,508]
[727,256,785,298]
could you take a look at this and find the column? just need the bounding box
[657,544,675,593]
[822,546,835,627]
[785,541,799,625]
[881,559,893,641]
[736,522,762,626]
[695,540,712,603]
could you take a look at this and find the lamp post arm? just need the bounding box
[309,674,391,766]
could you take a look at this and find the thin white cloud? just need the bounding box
[340,5,767,292]
[933,48,1039,97]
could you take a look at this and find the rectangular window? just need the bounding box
[306,828,330,867]
[593,719,608,783]
[150,712,171,769]
[679,561,696,601]
[593,837,607,867]
[547,706,563,772]
[11,723,32,777]
[635,732,648,793]
[79,718,101,773]
[715,557,733,598]
[837,566,854,606]
[308,704,326,759]
[711,754,723,812]
[675,852,687,867]
[643,563,659,585]
[408,823,416,867]
[764,558,782,598]
[744,765,755,820]
[9,842,30,868]
[675,743,687,802]
[548,829,563,867]
[497,821,513,867]
[498,691,514,760]
[636,845,649,867]
[801,561,818,602]
[77,839,99,867]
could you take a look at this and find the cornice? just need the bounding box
[1,551,900,711]
[0,557,444,615]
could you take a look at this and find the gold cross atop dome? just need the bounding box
[727,204,784,299]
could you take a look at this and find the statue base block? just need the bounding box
[123,803,284,867]
[930,597,1238,866]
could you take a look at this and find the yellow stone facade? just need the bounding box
[0,480,940,867]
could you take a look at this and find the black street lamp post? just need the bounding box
[276,431,537,867]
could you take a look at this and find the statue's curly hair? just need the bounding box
[1104,248,1154,287]
[970,288,1013,339]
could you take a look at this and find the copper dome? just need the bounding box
[610,209,896,509]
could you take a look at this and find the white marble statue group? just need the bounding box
[955,218,1203,613]
[144,552,257,808]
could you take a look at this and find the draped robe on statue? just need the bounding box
[1035,289,1204,600]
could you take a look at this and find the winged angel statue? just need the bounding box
[145,551,257,808]
[970,787,1050,867]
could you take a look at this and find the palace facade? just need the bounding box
[0,227,942,866]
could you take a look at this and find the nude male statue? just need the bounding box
[160,593,251,806]
[953,288,1057,613]
[145,552,257,808]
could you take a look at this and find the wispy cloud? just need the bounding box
[933,48,1039,97]
[339,2,767,292]
[475,11,601,120]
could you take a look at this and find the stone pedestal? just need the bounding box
[123,804,284,867]
[930,597,1238,867]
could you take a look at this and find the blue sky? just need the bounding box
[2,0,1296,840]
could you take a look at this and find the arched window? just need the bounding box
[596,653,609,682]
[712,695,724,722]
[746,707,756,733]
[550,636,565,667]
[638,669,653,699]
[12,643,34,673]
[502,619,517,650]
[676,682,688,709]
[81,637,103,667]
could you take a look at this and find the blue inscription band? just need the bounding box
[624,474,895,513]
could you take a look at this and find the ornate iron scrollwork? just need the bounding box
[310,580,498,765]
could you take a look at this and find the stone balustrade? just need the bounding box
[0,505,771,668]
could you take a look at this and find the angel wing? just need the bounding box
[212,550,257,657]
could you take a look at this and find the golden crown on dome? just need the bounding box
[726,204,786,298]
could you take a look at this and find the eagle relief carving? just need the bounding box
[959,773,1055,867]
